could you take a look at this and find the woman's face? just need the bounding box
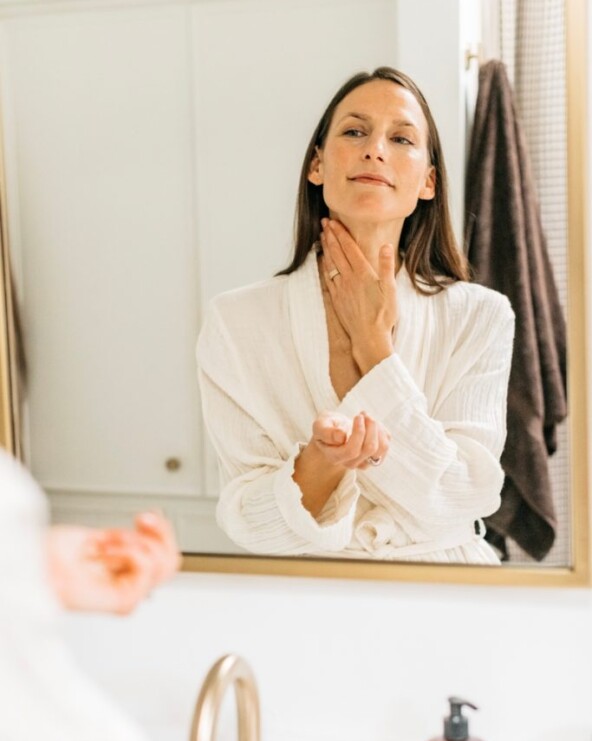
[308,80,436,223]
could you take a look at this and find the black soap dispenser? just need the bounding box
[427,696,483,741]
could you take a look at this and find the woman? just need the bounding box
[196,67,515,564]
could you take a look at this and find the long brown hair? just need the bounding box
[277,66,470,293]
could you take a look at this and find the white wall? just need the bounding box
[57,5,592,741]
[61,574,592,741]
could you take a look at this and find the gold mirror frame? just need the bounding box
[0,0,588,587]
[183,0,591,587]
[0,111,17,458]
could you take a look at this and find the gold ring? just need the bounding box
[328,268,340,281]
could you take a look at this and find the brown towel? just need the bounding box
[465,60,567,561]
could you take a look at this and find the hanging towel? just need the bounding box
[465,59,567,561]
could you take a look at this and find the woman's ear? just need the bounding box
[418,165,436,201]
[307,147,324,185]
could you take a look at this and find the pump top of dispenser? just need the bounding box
[443,697,478,741]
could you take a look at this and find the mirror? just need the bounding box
[0,0,588,585]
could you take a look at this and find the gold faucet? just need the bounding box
[189,654,261,741]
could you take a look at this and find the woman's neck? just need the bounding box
[329,213,404,274]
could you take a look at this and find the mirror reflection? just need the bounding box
[197,66,515,565]
[0,0,570,568]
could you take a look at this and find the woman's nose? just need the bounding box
[362,134,386,162]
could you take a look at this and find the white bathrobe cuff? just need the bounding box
[338,353,424,421]
[273,442,360,551]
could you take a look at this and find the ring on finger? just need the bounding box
[327,268,340,281]
[367,456,382,466]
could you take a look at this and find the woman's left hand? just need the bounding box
[321,218,398,373]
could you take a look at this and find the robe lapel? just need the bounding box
[288,249,340,413]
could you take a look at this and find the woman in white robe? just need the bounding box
[197,67,515,564]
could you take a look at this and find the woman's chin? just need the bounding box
[330,205,401,226]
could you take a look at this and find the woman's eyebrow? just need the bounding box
[337,112,419,130]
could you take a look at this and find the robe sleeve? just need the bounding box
[196,302,360,555]
[336,295,515,527]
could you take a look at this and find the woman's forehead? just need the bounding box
[332,80,427,133]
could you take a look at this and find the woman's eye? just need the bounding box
[392,136,414,145]
[342,128,365,137]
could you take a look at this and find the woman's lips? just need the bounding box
[349,174,393,187]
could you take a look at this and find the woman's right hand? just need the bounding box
[311,411,391,470]
[46,512,181,615]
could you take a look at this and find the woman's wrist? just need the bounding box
[294,441,346,518]
[303,439,347,476]
[352,335,394,375]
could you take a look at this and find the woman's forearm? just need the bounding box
[292,441,347,518]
